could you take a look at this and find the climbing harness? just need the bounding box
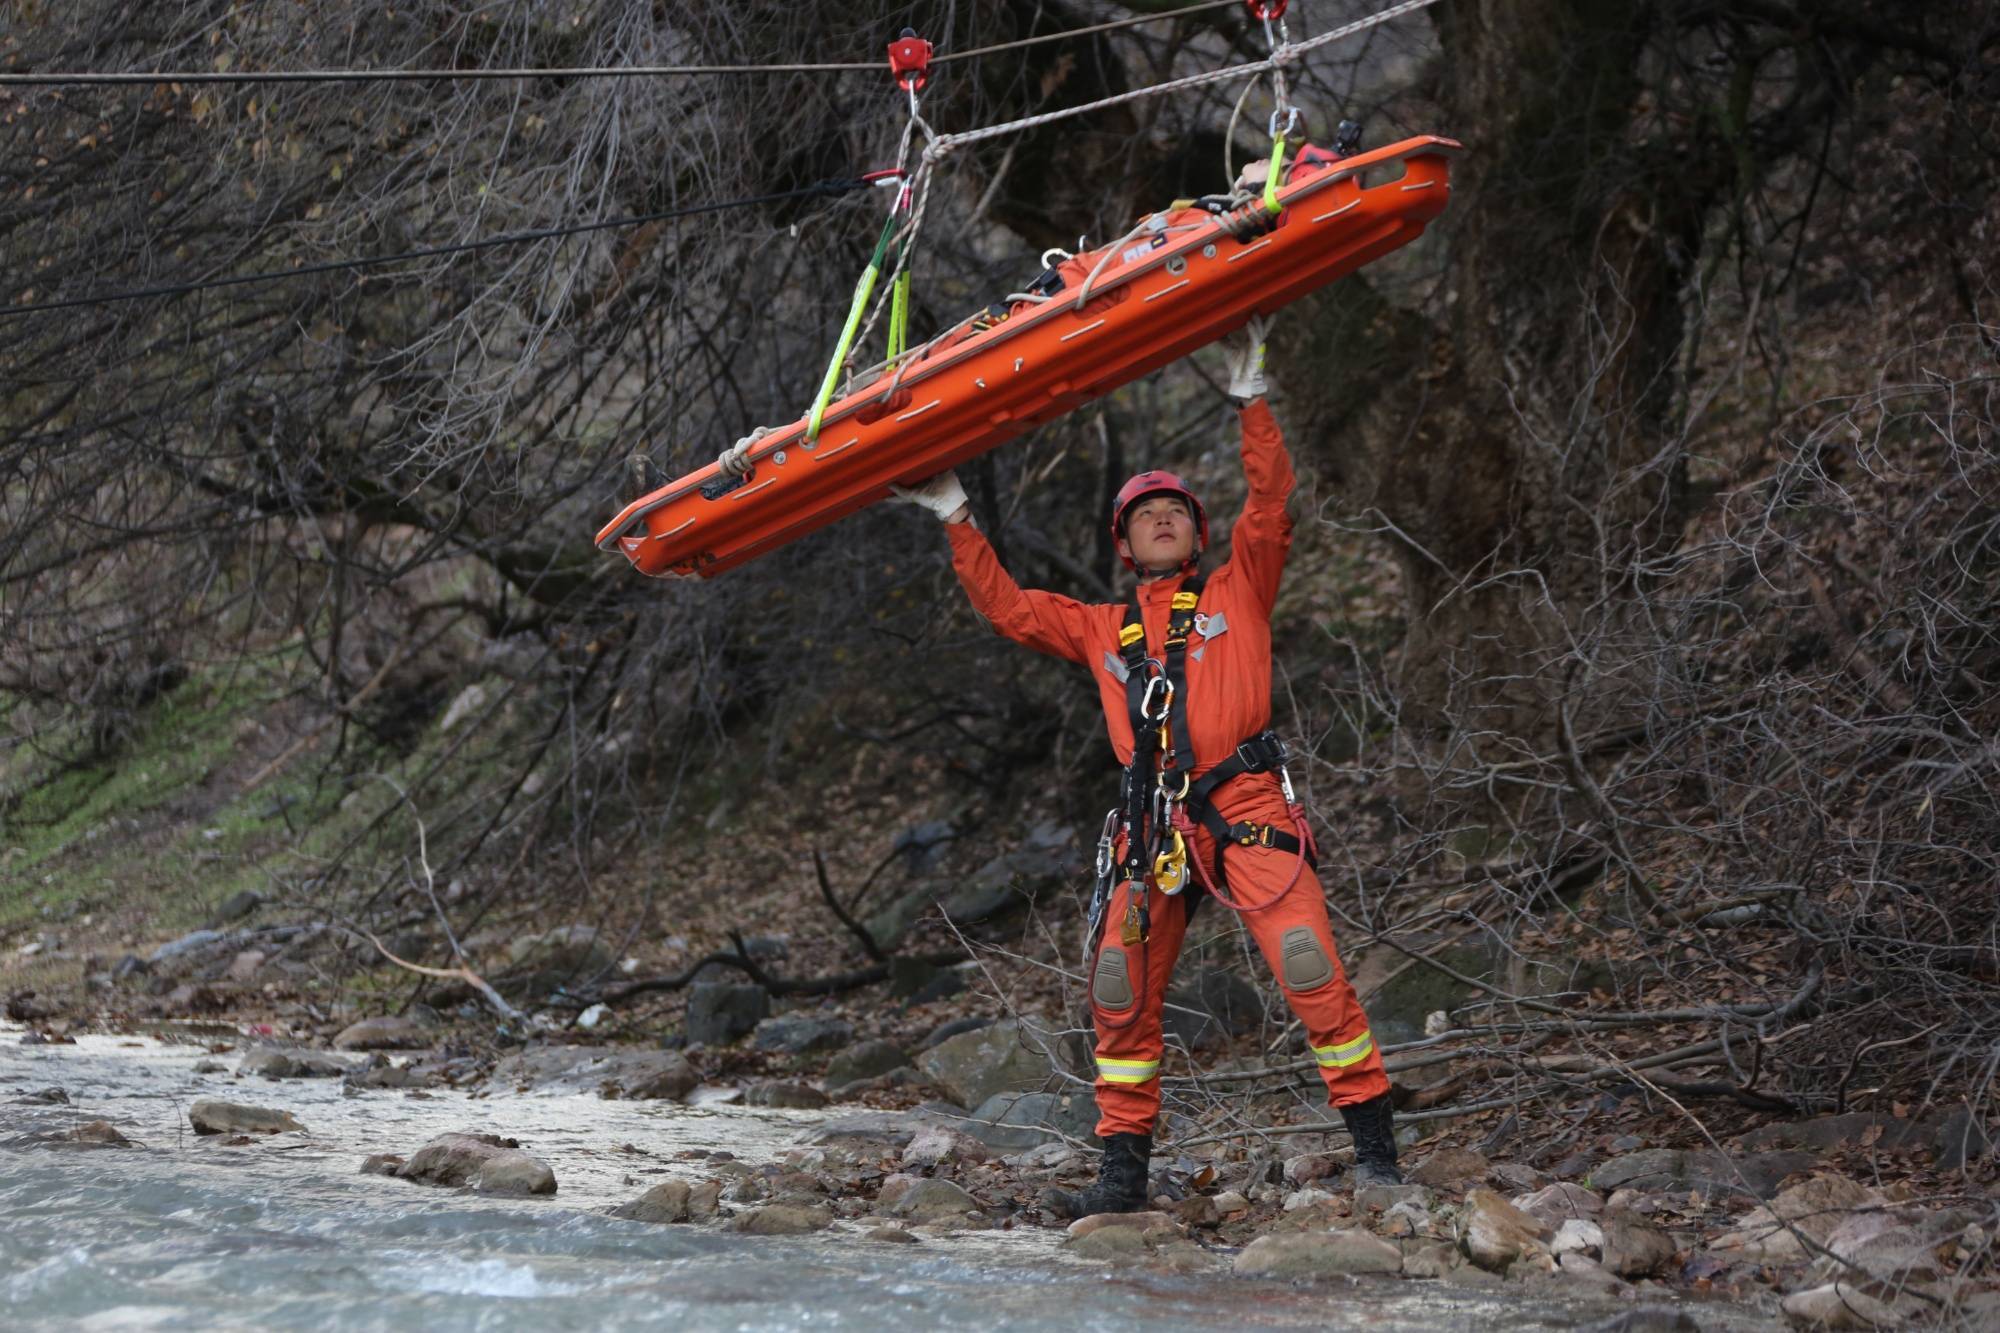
[1082,572,1320,1023]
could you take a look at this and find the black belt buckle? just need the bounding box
[1236,729,1286,773]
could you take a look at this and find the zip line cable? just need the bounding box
[924,0,1447,157]
[4,0,1444,319]
[0,0,1243,87]
[0,176,875,319]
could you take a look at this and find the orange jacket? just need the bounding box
[947,401,1296,800]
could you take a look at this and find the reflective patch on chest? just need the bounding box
[1103,651,1130,683]
[1190,611,1228,661]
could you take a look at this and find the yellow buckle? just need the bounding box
[1152,828,1188,896]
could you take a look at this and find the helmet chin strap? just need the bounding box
[1138,549,1202,582]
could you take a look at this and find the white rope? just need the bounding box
[923,0,1448,162]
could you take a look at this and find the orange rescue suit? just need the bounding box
[945,401,1390,1137]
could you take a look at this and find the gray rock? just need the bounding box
[685,982,770,1046]
[901,1126,984,1170]
[891,820,955,873]
[730,1204,832,1235]
[206,890,263,926]
[1461,1188,1553,1272]
[239,1047,355,1079]
[961,1090,1099,1149]
[824,1039,908,1087]
[1598,1208,1677,1277]
[189,1100,306,1136]
[1514,1182,1604,1226]
[393,1132,555,1195]
[1165,968,1264,1049]
[1590,1148,1817,1200]
[147,929,229,966]
[488,1046,697,1101]
[63,1120,136,1148]
[475,1152,559,1196]
[915,1019,1055,1109]
[360,1154,404,1175]
[917,1016,991,1050]
[744,1080,828,1109]
[889,1178,982,1223]
[332,1015,430,1051]
[504,925,612,988]
[826,1066,928,1100]
[1409,1146,1491,1188]
[1355,1182,1435,1214]
[1233,1231,1403,1279]
[864,1225,919,1243]
[751,1014,853,1056]
[794,1111,944,1152]
[111,954,151,982]
[1780,1281,1909,1329]
[1071,1227,1152,1262]
[1554,1251,1632,1297]
[613,1180,695,1223]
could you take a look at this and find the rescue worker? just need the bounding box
[893,317,1400,1219]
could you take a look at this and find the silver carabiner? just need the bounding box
[1094,809,1120,879]
[1139,671,1171,723]
[1278,763,1298,806]
[1268,105,1301,141]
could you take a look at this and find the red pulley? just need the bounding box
[887,28,933,93]
[1246,0,1289,19]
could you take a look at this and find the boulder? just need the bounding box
[751,1014,854,1056]
[729,1204,833,1235]
[1780,1281,1908,1329]
[393,1132,556,1195]
[744,1080,828,1110]
[1408,1146,1491,1188]
[961,1090,1099,1150]
[189,1100,306,1136]
[361,1154,404,1175]
[1554,1251,1632,1298]
[1551,1218,1605,1256]
[1355,1182,1434,1214]
[488,1046,697,1101]
[915,1019,1055,1109]
[1598,1208,1678,1278]
[917,1016,991,1050]
[1512,1182,1604,1227]
[1590,1148,1816,1200]
[901,1126,991,1171]
[793,1111,942,1152]
[824,1039,908,1087]
[224,950,267,982]
[612,1179,704,1224]
[64,1120,135,1147]
[1460,1187,1553,1272]
[1233,1231,1403,1279]
[685,982,770,1046]
[499,926,613,1000]
[1066,1210,1176,1239]
[1709,1173,1882,1262]
[865,1226,919,1244]
[332,1015,431,1051]
[239,1047,354,1079]
[888,1178,982,1223]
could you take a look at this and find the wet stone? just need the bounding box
[751,1014,853,1056]
[189,1099,306,1136]
[728,1204,833,1235]
[64,1120,135,1148]
[743,1080,828,1109]
[1234,1231,1404,1279]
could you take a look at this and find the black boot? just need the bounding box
[1339,1093,1402,1188]
[1043,1132,1152,1220]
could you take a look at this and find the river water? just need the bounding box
[0,1026,1777,1331]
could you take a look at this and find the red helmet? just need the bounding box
[1110,470,1207,570]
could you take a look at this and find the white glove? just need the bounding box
[717,425,772,477]
[1224,313,1273,403]
[891,470,969,522]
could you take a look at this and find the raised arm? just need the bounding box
[944,520,1099,665]
[893,471,1099,665]
[1222,321,1296,611]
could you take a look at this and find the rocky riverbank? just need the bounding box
[9,988,1998,1329]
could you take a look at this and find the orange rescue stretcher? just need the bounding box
[597,134,1460,578]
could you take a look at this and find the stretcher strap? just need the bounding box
[806,212,898,441]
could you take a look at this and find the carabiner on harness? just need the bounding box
[1139,670,1171,725]
[1152,825,1190,896]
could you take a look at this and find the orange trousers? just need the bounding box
[1086,802,1389,1137]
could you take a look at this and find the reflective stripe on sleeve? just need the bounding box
[1311,1031,1375,1068]
[1095,1056,1161,1085]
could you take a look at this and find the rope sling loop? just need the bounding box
[804,29,934,442]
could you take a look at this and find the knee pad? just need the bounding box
[1278,926,1334,992]
[1092,946,1135,1011]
